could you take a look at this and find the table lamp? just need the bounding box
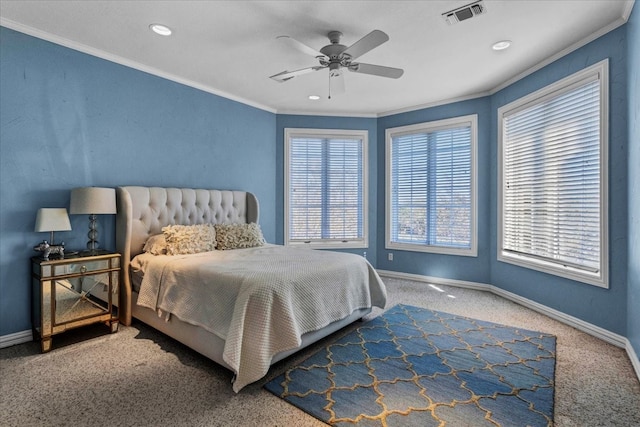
[34,208,72,245]
[69,187,116,253]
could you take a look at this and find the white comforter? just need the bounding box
[132,244,386,392]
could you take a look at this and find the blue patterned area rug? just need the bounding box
[265,304,556,426]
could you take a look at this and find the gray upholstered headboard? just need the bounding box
[115,186,259,325]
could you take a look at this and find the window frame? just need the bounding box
[497,59,609,288]
[284,127,368,249]
[385,115,478,256]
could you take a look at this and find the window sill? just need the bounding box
[498,251,607,289]
[286,241,368,250]
[387,242,477,257]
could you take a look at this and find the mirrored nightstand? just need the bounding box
[31,252,120,352]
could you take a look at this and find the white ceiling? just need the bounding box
[0,0,634,117]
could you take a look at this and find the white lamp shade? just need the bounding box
[69,187,116,215]
[34,208,72,232]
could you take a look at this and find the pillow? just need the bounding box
[142,233,168,255]
[214,223,265,250]
[162,224,217,255]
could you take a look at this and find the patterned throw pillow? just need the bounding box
[162,224,217,255]
[214,223,266,250]
[142,233,168,255]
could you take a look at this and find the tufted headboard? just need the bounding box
[115,186,259,325]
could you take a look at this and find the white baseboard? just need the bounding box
[486,284,628,348]
[377,269,640,382]
[0,329,32,349]
[377,269,491,291]
[627,339,640,382]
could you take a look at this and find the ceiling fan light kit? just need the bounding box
[269,29,404,95]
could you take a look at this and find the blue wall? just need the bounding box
[376,99,492,284]
[627,5,640,359]
[0,27,276,336]
[275,114,378,258]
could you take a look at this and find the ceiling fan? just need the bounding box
[269,30,404,92]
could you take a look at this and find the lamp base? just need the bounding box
[87,213,99,250]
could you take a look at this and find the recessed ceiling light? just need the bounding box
[149,24,172,36]
[492,40,511,51]
[308,95,321,100]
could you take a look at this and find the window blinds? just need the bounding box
[390,125,472,249]
[288,136,364,242]
[502,77,601,272]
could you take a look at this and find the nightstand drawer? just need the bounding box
[33,254,120,278]
[53,259,110,276]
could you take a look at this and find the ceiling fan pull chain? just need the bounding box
[328,73,332,99]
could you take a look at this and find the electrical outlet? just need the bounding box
[388,253,393,261]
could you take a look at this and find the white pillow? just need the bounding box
[162,224,217,255]
[214,223,265,250]
[143,233,168,255]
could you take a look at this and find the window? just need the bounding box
[285,128,368,248]
[386,115,477,256]
[498,60,608,288]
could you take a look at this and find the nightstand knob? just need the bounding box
[80,265,87,274]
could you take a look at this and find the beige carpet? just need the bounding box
[1,277,639,426]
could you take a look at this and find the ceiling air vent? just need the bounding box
[443,0,486,25]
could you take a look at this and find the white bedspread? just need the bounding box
[132,245,386,392]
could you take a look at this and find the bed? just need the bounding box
[115,186,387,392]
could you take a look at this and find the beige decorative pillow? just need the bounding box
[143,233,168,255]
[215,223,266,250]
[162,224,216,255]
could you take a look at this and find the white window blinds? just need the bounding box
[499,60,608,287]
[386,115,477,256]
[285,129,367,247]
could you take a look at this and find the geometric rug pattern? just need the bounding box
[265,304,556,426]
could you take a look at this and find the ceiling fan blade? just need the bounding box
[270,66,325,82]
[348,62,404,79]
[342,30,389,60]
[276,35,325,58]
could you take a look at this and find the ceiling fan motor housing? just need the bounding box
[320,31,353,70]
